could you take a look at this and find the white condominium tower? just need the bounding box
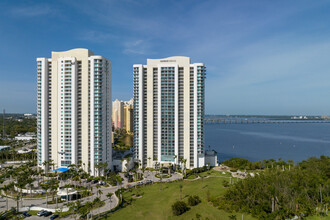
[37,48,112,176]
[133,56,206,169]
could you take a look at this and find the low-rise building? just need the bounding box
[0,146,10,151]
[15,132,36,141]
[205,149,218,167]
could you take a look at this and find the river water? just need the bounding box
[205,123,330,162]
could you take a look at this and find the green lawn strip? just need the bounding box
[26,210,39,215]
[106,173,256,220]
[305,216,330,220]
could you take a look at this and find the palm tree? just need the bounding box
[8,182,15,201]
[98,188,103,198]
[16,176,27,209]
[148,157,151,168]
[183,159,187,178]
[26,178,35,198]
[15,195,20,212]
[106,192,113,210]
[41,182,50,207]
[174,155,177,171]
[48,179,59,203]
[49,159,55,171]
[81,189,90,199]
[95,163,101,177]
[83,163,86,172]
[2,184,10,210]
[133,170,138,189]
[125,157,131,172]
[287,160,294,170]
[42,160,49,174]
[160,164,164,190]
[96,185,101,197]
[90,185,95,201]
[141,167,146,186]
[103,162,108,176]
[63,184,71,204]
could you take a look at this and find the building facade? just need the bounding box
[133,56,206,169]
[112,98,133,132]
[123,99,133,133]
[37,48,112,176]
[112,99,124,129]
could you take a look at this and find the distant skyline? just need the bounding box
[1,0,330,115]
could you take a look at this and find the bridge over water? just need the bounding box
[204,118,330,124]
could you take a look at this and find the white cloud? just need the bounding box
[79,30,116,43]
[123,39,151,55]
[10,5,54,17]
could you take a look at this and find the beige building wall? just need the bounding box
[37,48,112,175]
[112,99,124,129]
[133,56,206,169]
[123,104,133,133]
[50,49,93,171]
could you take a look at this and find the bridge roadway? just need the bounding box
[204,119,330,124]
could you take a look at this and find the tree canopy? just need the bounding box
[216,156,330,219]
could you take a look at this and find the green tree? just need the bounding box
[187,195,201,206]
[172,201,189,216]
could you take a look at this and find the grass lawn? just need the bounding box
[105,171,256,220]
[26,210,39,215]
[306,216,330,220]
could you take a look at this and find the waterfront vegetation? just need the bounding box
[222,157,295,171]
[215,156,330,219]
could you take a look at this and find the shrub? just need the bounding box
[172,201,190,216]
[187,195,201,206]
[223,180,229,187]
[228,215,237,220]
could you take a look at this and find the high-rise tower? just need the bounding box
[37,48,112,176]
[133,56,206,169]
[112,99,124,129]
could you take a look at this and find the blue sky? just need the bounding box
[1,0,330,115]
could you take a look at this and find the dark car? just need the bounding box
[22,212,32,217]
[43,211,53,217]
[50,214,59,220]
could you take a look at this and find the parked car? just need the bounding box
[43,211,52,217]
[22,212,32,217]
[92,179,99,184]
[50,214,59,220]
[99,181,106,185]
[37,210,47,216]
